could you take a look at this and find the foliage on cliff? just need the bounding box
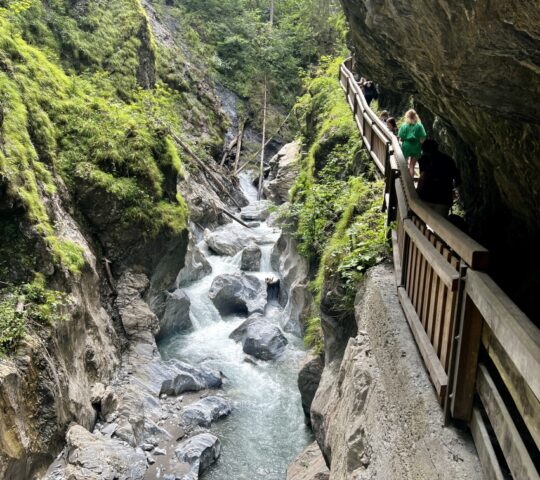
[279,57,389,353]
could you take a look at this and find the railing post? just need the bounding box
[400,231,411,288]
[447,273,483,423]
[370,121,375,151]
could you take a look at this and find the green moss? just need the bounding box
[0,275,68,356]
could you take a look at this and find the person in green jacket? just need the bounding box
[398,109,427,177]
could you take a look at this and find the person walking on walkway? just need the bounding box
[362,80,379,106]
[386,117,398,136]
[398,109,426,177]
[416,139,461,217]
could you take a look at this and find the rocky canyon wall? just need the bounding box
[339,0,540,318]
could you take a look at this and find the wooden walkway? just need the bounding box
[339,57,540,479]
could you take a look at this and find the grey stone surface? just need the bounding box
[175,433,221,479]
[310,264,484,479]
[240,243,262,271]
[230,314,288,360]
[157,290,192,340]
[297,354,324,425]
[180,396,232,428]
[286,441,329,480]
[263,141,301,205]
[204,226,255,257]
[160,360,223,396]
[209,273,267,316]
[176,234,212,287]
[45,425,147,480]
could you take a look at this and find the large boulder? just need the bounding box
[240,244,262,271]
[160,360,222,396]
[264,141,300,204]
[176,234,212,286]
[286,441,329,480]
[208,273,267,316]
[156,290,192,340]
[297,354,324,425]
[230,314,288,360]
[45,425,147,480]
[175,433,221,479]
[180,396,232,429]
[204,226,255,257]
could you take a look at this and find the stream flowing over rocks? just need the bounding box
[42,170,312,480]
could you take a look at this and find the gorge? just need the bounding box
[0,0,539,479]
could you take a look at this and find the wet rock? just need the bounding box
[240,244,262,271]
[264,141,301,204]
[230,314,288,360]
[240,200,270,221]
[160,361,222,396]
[157,290,192,340]
[297,354,324,425]
[180,396,232,428]
[286,441,329,480]
[204,227,255,256]
[175,433,221,479]
[209,273,267,316]
[45,425,147,480]
[176,234,212,287]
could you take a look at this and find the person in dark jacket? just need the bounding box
[362,80,379,106]
[416,139,461,217]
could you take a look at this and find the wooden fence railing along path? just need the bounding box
[339,57,540,479]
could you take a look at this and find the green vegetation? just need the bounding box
[0,275,68,356]
[279,57,389,353]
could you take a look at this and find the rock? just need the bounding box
[246,221,261,228]
[154,447,166,456]
[180,396,232,428]
[175,433,221,479]
[310,265,483,479]
[45,425,147,480]
[141,442,154,451]
[101,422,118,437]
[204,226,255,257]
[157,290,192,340]
[90,382,106,406]
[297,354,324,425]
[286,442,329,480]
[230,314,288,360]
[160,360,222,396]
[240,200,270,221]
[176,234,212,286]
[146,455,156,465]
[208,273,267,316]
[263,141,301,204]
[240,244,262,271]
[116,272,160,342]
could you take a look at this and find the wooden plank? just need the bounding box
[466,270,540,403]
[404,219,460,290]
[391,230,402,287]
[470,406,506,480]
[450,292,483,420]
[440,255,460,369]
[477,364,540,480]
[398,287,448,400]
[420,231,435,326]
[395,179,409,222]
[432,240,446,353]
[483,325,540,450]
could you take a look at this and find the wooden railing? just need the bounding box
[339,57,540,479]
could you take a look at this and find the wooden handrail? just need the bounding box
[339,59,489,269]
[340,56,540,477]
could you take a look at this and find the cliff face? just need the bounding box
[340,0,540,317]
[0,0,241,477]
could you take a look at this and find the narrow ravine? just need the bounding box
[158,173,312,479]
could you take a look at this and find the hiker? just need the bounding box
[386,117,398,136]
[398,109,426,177]
[362,80,379,106]
[380,110,389,123]
[416,139,461,218]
